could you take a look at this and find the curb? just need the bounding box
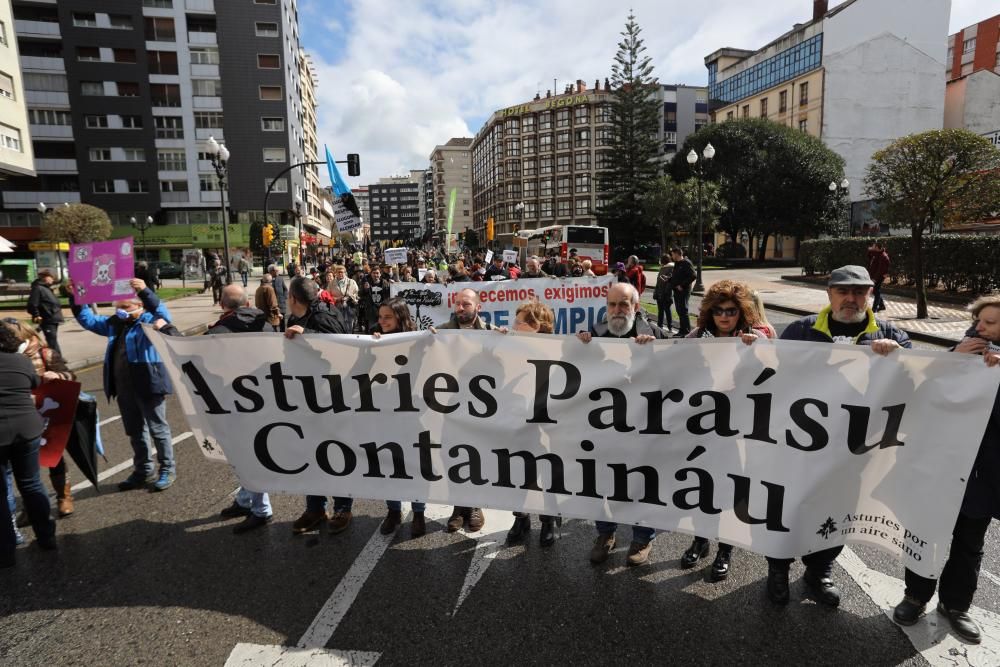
[66,321,210,372]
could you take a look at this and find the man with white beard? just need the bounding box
[576,282,667,566]
[765,264,911,609]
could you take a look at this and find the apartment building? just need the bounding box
[656,84,709,162]
[428,137,472,238]
[368,172,423,242]
[944,13,1000,135]
[0,0,34,179]
[0,0,305,262]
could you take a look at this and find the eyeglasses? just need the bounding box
[712,307,740,317]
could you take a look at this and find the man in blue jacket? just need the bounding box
[70,278,177,492]
[768,265,911,608]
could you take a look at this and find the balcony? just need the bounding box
[3,191,80,207]
[20,56,65,72]
[29,124,73,140]
[185,0,215,11]
[200,191,222,203]
[194,128,223,141]
[161,191,190,203]
[25,91,69,106]
[188,31,217,46]
[190,64,219,77]
[34,158,77,173]
[14,20,60,38]
[192,96,222,109]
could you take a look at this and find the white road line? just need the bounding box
[70,432,193,492]
[982,570,1000,588]
[225,645,380,667]
[98,415,121,427]
[840,547,1000,666]
[452,509,516,616]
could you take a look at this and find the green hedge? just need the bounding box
[799,235,1000,294]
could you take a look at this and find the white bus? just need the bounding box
[514,225,609,275]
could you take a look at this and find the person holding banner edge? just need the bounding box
[576,282,668,565]
[892,295,1000,643]
[371,298,427,538]
[768,265,910,607]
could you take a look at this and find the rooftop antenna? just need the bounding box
[554,78,558,96]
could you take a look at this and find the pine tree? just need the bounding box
[597,13,663,254]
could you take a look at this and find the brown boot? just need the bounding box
[446,507,466,533]
[58,482,74,517]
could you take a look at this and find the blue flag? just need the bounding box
[326,145,351,197]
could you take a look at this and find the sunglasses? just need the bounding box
[712,307,740,317]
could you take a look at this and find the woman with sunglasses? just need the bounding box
[680,280,771,581]
[371,298,427,538]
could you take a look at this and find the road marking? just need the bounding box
[225,645,379,667]
[70,431,193,492]
[982,570,1000,588]
[452,509,516,616]
[839,547,1000,666]
[98,415,121,427]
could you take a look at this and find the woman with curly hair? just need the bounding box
[680,280,772,581]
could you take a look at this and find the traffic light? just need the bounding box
[262,224,273,247]
[347,153,360,177]
[513,224,519,233]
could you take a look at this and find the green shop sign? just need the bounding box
[109,223,250,247]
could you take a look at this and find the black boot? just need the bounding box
[767,564,790,605]
[680,537,709,568]
[506,514,530,544]
[710,544,732,582]
[539,516,561,547]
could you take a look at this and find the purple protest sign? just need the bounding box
[68,237,135,302]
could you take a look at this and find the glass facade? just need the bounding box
[709,34,822,104]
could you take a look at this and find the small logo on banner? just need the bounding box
[817,517,838,539]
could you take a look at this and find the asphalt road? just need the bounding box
[2,308,997,667]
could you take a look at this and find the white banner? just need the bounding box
[391,276,613,332]
[147,328,998,577]
[384,248,408,265]
[332,198,362,232]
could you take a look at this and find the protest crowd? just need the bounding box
[2,242,999,647]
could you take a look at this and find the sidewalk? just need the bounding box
[644,267,972,346]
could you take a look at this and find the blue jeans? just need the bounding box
[306,495,353,514]
[386,500,426,512]
[236,487,272,518]
[0,438,55,559]
[117,393,175,476]
[4,464,14,515]
[595,521,655,546]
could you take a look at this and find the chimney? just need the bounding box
[534,92,541,101]
[577,79,586,92]
[604,77,610,90]
[813,0,828,21]
[594,78,600,91]
[546,89,551,98]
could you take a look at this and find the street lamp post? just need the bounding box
[294,195,304,267]
[37,201,66,282]
[130,215,154,264]
[206,136,232,284]
[686,142,716,293]
[828,178,850,237]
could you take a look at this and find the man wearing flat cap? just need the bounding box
[764,264,912,609]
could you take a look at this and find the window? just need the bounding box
[709,33,822,105]
[127,179,148,193]
[160,179,187,191]
[116,81,139,97]
[557,177,571,195]
[523,115,535,132]
[741,104,749,118]
[0,20,7,48]
[0,72,13,100]
[112,48,137,64]
[663,131,677,146]
[539,178,553,196]
[29,109,72,126]
[506,139,520,157]
[557,200,571,217]
[89,148,111,161]
[121,115,143,129]
[596,104,612,123]
[539,134,552,151]
[523,180,537,197]
[109,15,133,30]
[540,201,553,218]
[189,47,219,65]
[147,50,178,74]
[24,73,68,92]
[261,116,284,131]
[574,129,590,147]
[574,106,589,124]
[144,17,175,42]
[798,118,808,132]
[962,37,976,54]
[158,149,186,171]
[257,54,280,69]
[760,97,768,117]
[262,147,286,162]
[595,127,612,146]
[539,157,553,175]
[143,0,173,7]
[199,173,219,191]
[255,22,279,37]
[576,198,591,215]
[193,111,223,128]
[575,174,591,193]
[556,155,570,172]
[192,79,221,96]
[268,177,288,193]
[799,82,809,106]
[522,136,536,154]
[726,110,734,121]
[150,83,181,106]
[154,115,183,138]
[73,13,97,27]
[77,46,100,62]
[254,0,277,4]
[259,85,282,100]
[81,81,104,96]
[596,152,613,170]
[523,159,537,176]
[123,148,145,162]
[92,179,114,193]
[538,112,552,130]
[557,131,571,150]
[0,123,22,151]
[556,110,570,127]
[85,114,108,129]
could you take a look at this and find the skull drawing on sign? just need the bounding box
[91,254,115,286]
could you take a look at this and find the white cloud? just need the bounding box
[305,0,984,188]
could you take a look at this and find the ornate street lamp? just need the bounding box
[206,135,232,284]
[686,142,716,292]
[130,215,154,263]
[829,178,850,236]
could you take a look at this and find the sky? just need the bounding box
[298,0,991,189]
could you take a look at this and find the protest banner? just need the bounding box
[503,250,518,264]
[391,275,613,332]
[34,379,82,468]
[68,237,134,302]
[484,249,493,265]
[326,146,362,232]
[384,247,408,265]
[147,328,998,577]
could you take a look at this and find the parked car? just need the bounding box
[149,261,183,279]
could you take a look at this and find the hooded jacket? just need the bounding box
[206,306,269,335]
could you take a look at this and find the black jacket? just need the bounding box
[667,258,695,292]
[0,352,43,447]
[206,307,269,335]
[484,265,509,281]
[287,300,350,334]
[956,326,1000,520]
[27,279,64,324]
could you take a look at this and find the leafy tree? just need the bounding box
[643,176,723,253]
[865,129,1000,318]
[39,203,113,244]
[463,228,479,249]
[671,119,845,260]
[597,12,663,251]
